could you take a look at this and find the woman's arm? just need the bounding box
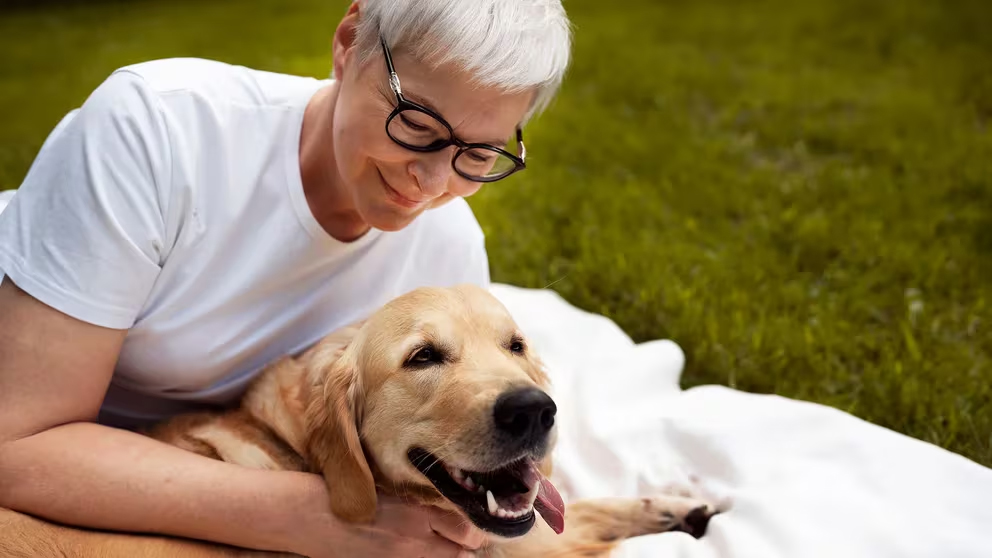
[0,277,330,554]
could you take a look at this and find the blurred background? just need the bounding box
[1,0,989,466]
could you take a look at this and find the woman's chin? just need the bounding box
[363,204,425,232]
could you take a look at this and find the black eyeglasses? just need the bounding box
[380,38,527,183]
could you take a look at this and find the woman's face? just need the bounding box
[331,40,534,232]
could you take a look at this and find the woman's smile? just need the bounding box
[378,167,428,209]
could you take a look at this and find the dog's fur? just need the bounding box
[1,285,716,557]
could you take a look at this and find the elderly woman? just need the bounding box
[0,1,571,556]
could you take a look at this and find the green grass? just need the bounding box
[2,0,990,466]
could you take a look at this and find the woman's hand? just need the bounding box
[302,495,486,558]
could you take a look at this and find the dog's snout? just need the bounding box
[493,388,557,441]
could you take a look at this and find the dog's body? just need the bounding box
[1,286,716,557]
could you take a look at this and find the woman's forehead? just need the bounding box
[376,50,534,140]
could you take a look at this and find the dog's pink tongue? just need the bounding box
[521,460,565,534]
[535,477,566,534]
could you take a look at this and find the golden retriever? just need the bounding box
[1,284,716,557]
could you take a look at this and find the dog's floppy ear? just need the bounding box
[304,346,377,523]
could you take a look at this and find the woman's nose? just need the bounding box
[408,149,455,198]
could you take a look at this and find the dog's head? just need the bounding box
[303,284,565,538]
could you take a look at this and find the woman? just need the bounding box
[0,1,571,556]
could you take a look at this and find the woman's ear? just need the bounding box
[304,348,377,523]
[332,2,362,80]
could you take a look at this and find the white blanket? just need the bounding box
[491,283,992,558]
[0,189,14,214]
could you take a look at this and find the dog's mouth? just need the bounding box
[408,448,565,538]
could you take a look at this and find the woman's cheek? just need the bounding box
[428,193,456,209]
[453,181,484,198]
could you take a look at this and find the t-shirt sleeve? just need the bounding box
[0,69,172,329]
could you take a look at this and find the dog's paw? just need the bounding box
[639,496,718,539]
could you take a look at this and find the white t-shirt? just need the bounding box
[0,59,490,429]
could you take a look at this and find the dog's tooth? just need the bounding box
[478,484,485,494]
[463,475,476,491]
[487,490,497,515]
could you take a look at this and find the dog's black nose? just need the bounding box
[493,388,557,441]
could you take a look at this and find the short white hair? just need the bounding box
[352,0,572,123]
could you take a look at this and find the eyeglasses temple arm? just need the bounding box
[380,37,403,96]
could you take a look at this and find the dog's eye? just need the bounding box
[407,345,443,366]
[412,347,435,362]
[509,339,526,354]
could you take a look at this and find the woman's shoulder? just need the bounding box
[109,58,327,111]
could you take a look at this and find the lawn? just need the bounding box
[1,0,990,466]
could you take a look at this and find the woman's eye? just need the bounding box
[468,151,495,164]
[400,114,432,132]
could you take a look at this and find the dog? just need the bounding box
[1,284,717,557]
